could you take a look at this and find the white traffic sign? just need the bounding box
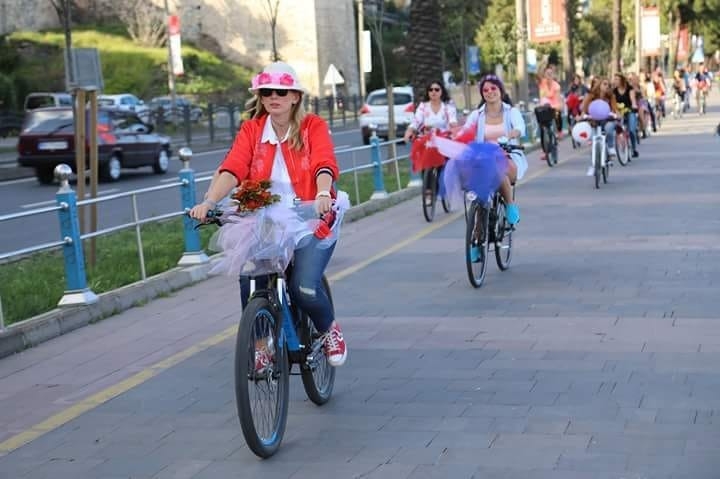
[323,64,345,85]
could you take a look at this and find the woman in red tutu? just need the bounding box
[403,81,458,187]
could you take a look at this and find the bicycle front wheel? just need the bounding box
[466,201,490,288]
[235,297,289,458]
[616,132,630,166]
[494,198,513,271]
[422,168,437,222]
[300,276,336,406]
[593,142,602,189]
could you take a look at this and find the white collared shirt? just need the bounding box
[261,119,297,207]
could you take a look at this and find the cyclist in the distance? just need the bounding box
[693,63,711,113]
[580,77,619,176]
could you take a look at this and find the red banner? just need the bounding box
[676,25,690,62]
[168,15,181,36]
[527,0,566,44]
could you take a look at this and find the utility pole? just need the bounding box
[163,0,178,112]
[515,0,529,104]
[63,0,73,90]
[356,0,366,99]
[635,0,642,72]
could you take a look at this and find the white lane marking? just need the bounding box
[21,189,120,209]
[0,177,35,186]
[159,169,216,183]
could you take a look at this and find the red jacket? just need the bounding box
[219,114,339,200]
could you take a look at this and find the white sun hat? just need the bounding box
[249,62,308,94]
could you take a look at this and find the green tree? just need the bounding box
[438,0,488,82]
[475,0,516,74]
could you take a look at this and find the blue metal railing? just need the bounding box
[0,136,410,317]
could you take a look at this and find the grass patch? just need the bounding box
[0,159,414,326]
[337,157,413,206]
[9,28,252,101]
[0,218,217,326]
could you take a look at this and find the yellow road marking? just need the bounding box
[0,145,564,456]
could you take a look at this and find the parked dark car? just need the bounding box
[17,107,172,184]
[148,96,203,123]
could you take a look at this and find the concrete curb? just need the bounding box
[0,186,419,359]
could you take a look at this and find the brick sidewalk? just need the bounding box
[1,102,719,478]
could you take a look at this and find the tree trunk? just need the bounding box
[611,0,622,75]
[562,0,576,82]
[407,0,443,105]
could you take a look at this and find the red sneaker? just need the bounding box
[322,322,347,367]
[254,345,273,375]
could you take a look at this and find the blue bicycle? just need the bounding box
[197,206,336,458]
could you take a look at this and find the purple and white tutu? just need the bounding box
[432,136,509,207]
[209,191,350,276]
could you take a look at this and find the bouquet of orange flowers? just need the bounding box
[231,179,280,214]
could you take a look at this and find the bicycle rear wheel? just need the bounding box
[465,201,490,288]
[422,168,437,222]
[235,297,289,458]
[540,126,556,167]
[299,276,336,405]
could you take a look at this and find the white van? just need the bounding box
[24,92,74,111]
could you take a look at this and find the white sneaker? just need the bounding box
[586,166,595,176]
[607,147,617,156]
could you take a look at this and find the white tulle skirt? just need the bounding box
[208,191,350,276]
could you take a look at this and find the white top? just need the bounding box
[410,101,458,132]
[261,119,296,208]
[261,120,312,243]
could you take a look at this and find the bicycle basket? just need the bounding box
[534,105,556,126]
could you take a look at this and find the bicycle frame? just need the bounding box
[590,124,607,169]
[248,276,301,353]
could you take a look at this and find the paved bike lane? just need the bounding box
[1,98,719,478]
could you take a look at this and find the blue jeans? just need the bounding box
[625,112,638,152]
[604,122,616,149]
[240,236,336,333]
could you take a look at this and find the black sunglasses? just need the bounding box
[259,88,289,97]
[428,87,442,92]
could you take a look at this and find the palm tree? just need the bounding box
[611,0,621,75]
[407,0,443,104]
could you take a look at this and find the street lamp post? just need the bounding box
[164,0,178,112]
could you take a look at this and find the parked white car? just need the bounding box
[358,86,415,144]
[98,94,151,123]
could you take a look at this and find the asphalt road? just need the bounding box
[0,127,409,254]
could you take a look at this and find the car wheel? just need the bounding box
[101,154,122,182]
[36,168,55,185]
[153,148,170,174]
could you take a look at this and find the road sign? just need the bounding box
[323,63,345,86]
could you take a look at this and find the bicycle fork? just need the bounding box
[591,128,607,171]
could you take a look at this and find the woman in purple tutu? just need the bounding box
[453,74,527,225]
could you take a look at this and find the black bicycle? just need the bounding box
[421,165,451,222]
[464,142,523,288]
[535,105,558,167]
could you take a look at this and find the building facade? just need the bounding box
[0,0,360,96]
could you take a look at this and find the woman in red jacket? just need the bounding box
[189,62,346,368]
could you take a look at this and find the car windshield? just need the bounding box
[22,110,74,132]
[22,110,111,133]
[26,96,59,110]
[368,93,412,106]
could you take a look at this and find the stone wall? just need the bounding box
[0,0,359,96]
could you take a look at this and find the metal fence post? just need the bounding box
[369,133,388,199]
[208,103,215,143]
[55,164,98,307]
[177,147,209,266]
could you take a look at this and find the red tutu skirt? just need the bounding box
[410,135,448,173]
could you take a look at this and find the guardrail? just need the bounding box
[0,135,412,325]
